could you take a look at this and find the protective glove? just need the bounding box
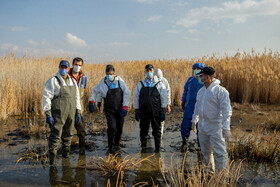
[75,113,81,124]
[222,129,232,141]
[121,106,128,117]
[135,109,140,122]
[97,102,102,110]
[160,113,166,122]
[192,122,197,133]
[89,101,94,113]
[46,116,54,127]
[181,102,186,110]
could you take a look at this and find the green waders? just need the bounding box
[74,78,86,153]
[49,76,77,165]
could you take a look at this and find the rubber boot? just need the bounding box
[49,152,56,166]
[180,138,187,152]
[62,147,70,158]
[79,136,85,155]
[155,138,161,153]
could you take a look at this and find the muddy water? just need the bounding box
[0,113,279,186]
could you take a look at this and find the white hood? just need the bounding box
[154,69,163,80]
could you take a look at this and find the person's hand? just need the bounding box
[75,113,81,124]
[181,102,186,110]
[135,110,140,121]
[160,113,166,122]
[192,122,197,133]
[222,129,232,141]
[98,102,102,110]
[167,105,171,113]
[46,116,54,127]
[89,101,94,113]
[121,106,128,117]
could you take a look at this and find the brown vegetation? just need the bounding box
[1,49,280,120]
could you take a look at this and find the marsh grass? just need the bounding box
[1,49,280,120]
[161,152,243,187]
[90,153,155,177]
[15,146,48,168]
[228,129,280,163]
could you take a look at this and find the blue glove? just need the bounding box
[75,113,81,124]
[98,102,102,110]
[160,113,165,122]
[135,112,140,122]
[89,102,94,113]
[122,109,127,117]
[46,116,54,126]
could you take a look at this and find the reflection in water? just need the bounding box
[133,149,165,186]
[49,153,86,186]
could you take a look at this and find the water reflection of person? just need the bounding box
[49,153,87,186]
[133,151,165,186]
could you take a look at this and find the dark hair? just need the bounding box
[72,57,84,65]
[106,64,115,73]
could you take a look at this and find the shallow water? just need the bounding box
[0,113,279,186]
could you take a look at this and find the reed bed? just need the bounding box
[90,153,154,177]
[1,49,280,120]
[228,129,280,163]
[161,152,242,187]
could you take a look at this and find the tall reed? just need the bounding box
[1,49,279,120]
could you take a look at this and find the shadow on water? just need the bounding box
[0,111,279,186]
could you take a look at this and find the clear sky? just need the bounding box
[0,0,280,63]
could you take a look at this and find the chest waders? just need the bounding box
[139,81,162,151]
[104,78,124,150]
[74,75,86,150]
[49,76,77,164]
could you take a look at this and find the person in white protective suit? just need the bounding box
[89,64,130,153]
[154,69,171,137]
[133,64,168,153]
[191,67,232,172]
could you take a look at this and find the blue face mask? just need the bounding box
[198,77,204,85]
[146,71,153,79]
[194,69,201,77]
[106,74,114,81]
[59,68,68,76]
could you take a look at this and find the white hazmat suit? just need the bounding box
[154,69,171,137]
[192,79,232,172]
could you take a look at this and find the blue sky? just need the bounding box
[0,0,280,63]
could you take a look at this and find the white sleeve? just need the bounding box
[165,79,171,105]
[219,88,232,130]
[42,78,55,113]
[158,82,168,109]
[133,82,142,109]
[96,94,102,103]
[89,85,100,102]
[74,78,81,111]
[120,78,130,107]
[191,101,199,123]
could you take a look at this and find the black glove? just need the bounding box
[135,109,140,121]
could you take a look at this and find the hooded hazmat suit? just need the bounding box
[191,79,232,172]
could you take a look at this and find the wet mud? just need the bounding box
[0,106,279,186]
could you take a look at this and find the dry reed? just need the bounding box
[161,152,243,187]
[228,129,280,163]
[1,49,280,120]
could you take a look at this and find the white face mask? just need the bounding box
[73,65,81,72]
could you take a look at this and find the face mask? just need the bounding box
[106,74,114,81]
[146,71,153,78]
[73,65,81,72]
[198,77,204,85]
[194,69,201,76]
[59,68,68,76]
